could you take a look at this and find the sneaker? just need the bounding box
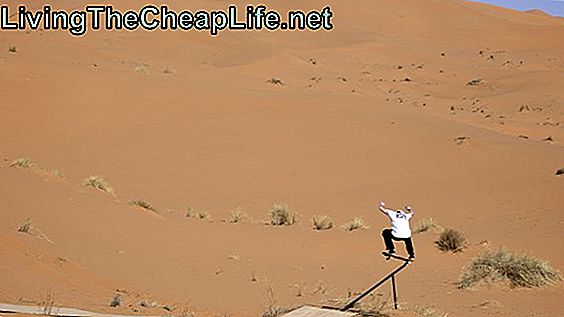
[408,254,415,260]
[386,250,396,255]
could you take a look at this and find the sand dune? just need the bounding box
[1,0,563,316]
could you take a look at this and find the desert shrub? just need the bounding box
[467,78,483,86]
[269,204,297,225]
[109,294,121,307]
[459,249,562,288]
[129,200,156,212]
[556,168,564,175]
[134,63,150,74]
[8,46,16,53]
[312,215,333,230]
[341,217,369,231]
[51,170,64,178]
[413,218,441,234]
[229,207,248,223]
[197,210,210,220]
[266,77,284,85]
[435,228,466,252]
[18,218,33,233]
[83,176,115,196]
[10,157,34,168]
[16,218,53,243]
[185,207,195,217]
[454,136,470,145]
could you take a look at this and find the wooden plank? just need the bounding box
[281,306,358,317]
[0,303,161,317]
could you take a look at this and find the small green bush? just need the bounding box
[459,249,562,288]
[269,204,297,226]
[435,228,466,252]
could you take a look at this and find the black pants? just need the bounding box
[382,229,414,257]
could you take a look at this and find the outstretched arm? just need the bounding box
[379,202,391,215]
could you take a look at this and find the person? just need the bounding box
[379,201,415,260]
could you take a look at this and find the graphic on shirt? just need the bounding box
[385,209,412,238]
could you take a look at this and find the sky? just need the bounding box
[470,0,564,17]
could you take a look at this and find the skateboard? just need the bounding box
[382,251,413,262]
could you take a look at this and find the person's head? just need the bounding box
[405,205,413,212]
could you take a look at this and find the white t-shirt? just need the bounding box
[386,209,413,238]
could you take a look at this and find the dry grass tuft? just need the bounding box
[325,295,389,316]
[185,207,211,220]
[109,294,121,307]
[262,305,291,317]
[51,170,64,178]
[413,218,442,234]
[10,157,34,168]
[435,228,466,252]
[16,218,53,243]
[197,210,211,220]
[467,78,484,86]
[18,218,33,233]
[266,77,284,86]
[229,207,248,223]
[312,215,333,230]
[341,217,369,231]
[129,200,156,212]
[413,305,448,317]
[459,249,562,289]
[262,285,292,317]
[83,176,115,196]
[269,204,297,226]
[185,207,195,217]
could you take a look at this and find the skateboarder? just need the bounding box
[379,201,415,260]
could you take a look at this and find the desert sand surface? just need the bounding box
[1,0,563,316]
